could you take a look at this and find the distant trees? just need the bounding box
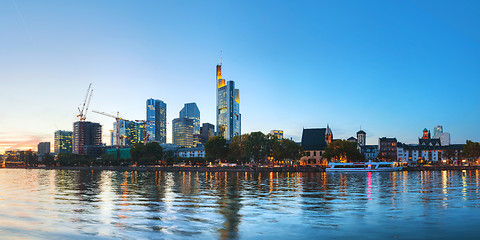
[204,132,303,165]
[130,142,163,165]
[323,140,365,162]
[205,136,228,162]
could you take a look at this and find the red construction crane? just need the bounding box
[77,83,93,121]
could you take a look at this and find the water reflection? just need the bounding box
[1,169,480,239]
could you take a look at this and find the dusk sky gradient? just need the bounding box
[1,0,479,153]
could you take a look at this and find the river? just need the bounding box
[0,169,479,239]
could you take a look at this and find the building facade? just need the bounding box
[177,146,205,158]
[113,120,146,147]
[357,130,366,146]
[361,145,379,161]
[200,123,215,143]
[216,63,241,140]
[73,121,102,155]
[270,130,284,140]
[179,103,200,135]
[378,137,397,161]
[172,117,195,148]
[300,127,330,166]
[37,142,51,155]
[54,130,72,154]
[146,98,167,143]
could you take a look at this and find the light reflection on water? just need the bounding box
[1,170,480,239]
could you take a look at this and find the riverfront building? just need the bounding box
[378,137,397,161]
[172,117,195,148]
[73,121,102,156]
[300,126,331,166]
[54,130,72,154]
[146,98,167,143]
[216,63,241,140]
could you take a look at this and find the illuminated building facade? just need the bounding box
[179,103,200,135]
[216,63,241,140]
[73,121,102,155]
[172,117,195,148]
[54,130,72,154]
[270,130,284,139]
[113,120,146,147]
[146,98,167,143]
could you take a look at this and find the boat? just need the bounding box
[326,161,403,172]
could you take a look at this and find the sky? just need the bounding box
[1,0,479,153]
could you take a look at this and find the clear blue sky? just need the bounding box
[1,0,479,153]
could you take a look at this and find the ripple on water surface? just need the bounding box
[1,169,480,239]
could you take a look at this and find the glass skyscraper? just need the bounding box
[54,130,73,154]
[172,117,195,148]
[179,103,200,135]
[216,63,241,140]
[113,120,146,147]
[146,98,167,143]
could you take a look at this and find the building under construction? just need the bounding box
[73,121,102,157]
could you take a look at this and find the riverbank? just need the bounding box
[3,165,480,172]
[7,166,325,172]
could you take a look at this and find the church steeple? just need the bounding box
[325,124,333,144]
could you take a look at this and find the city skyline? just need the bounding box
[1,1,480,153]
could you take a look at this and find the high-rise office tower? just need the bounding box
[179,103,200,135]
[38,142,51,155]
[172,117,195,147]
[270,130,284,140]
[200,123,215,143]
[73,121,102,155]
[216,63,241,140]
[54,130,73,154]
[146,98,167,143]
[113,120,146,147]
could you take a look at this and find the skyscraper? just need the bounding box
[146,98,167,143]
[38,142,51,155]
[216,63,241,140]
[54,130,72,154]
[179,103,200,135]
[200,123,215,143]
[73,121,102,155]
[113,120,146,147]
[172,117,195,147]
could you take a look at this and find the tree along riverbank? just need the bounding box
[8,165,324,172]
[3,165,480,172]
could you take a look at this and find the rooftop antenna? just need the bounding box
[220,49,223,65]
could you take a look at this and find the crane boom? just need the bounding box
[77,83,92,121]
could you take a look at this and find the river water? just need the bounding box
[0,169,479,239]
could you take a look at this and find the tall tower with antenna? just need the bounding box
[216,52,241,140]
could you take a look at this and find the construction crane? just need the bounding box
[77,83,93,121]
[92,110,124,150]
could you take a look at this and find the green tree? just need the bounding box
[130,142,163,165]
[42,153,55,166]
[205,136,228,163]
[463,140,480,165]
[228,134,249,164]
[244,132,269,164]
[323,140,365,162]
